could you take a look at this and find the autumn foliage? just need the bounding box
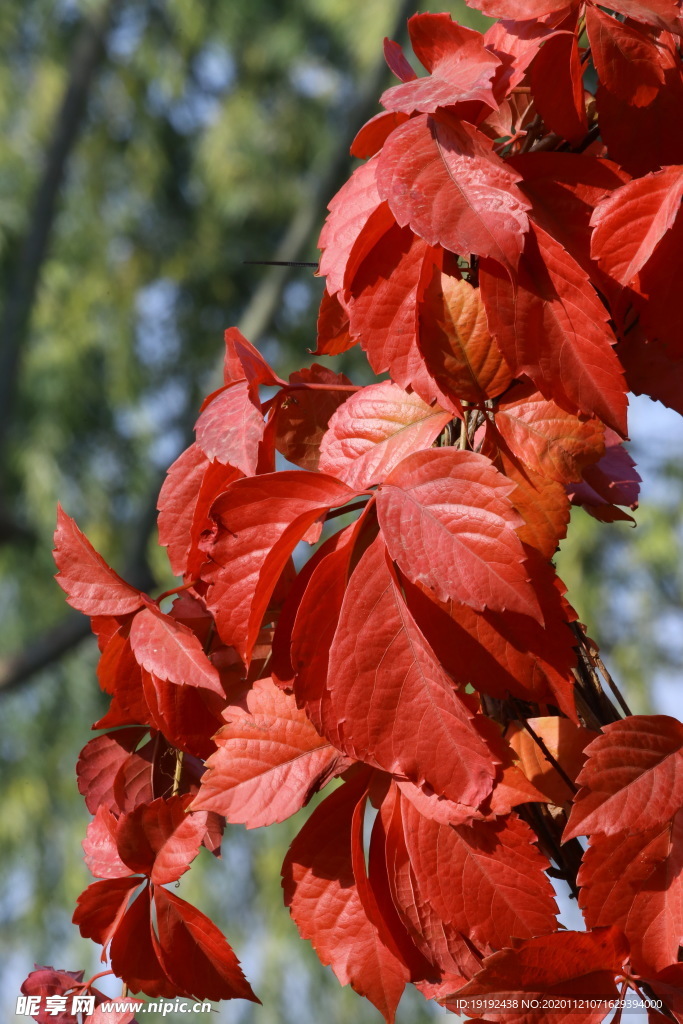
[22,2,683,1022]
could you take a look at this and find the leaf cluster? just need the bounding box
[26,3,683,1022]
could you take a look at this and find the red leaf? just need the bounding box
[274,364,353,472]
[94,633,152,729]
[318,156,383,297]
[596,63,683,178]
[350,110,410,159]
[636,203,683,357]
[606,0,682,31]
[403,564,578,721]
[483,15,566,101]
[319,381,452,489]
[647,963,683,1023]
[271,525,352,690]
[222,326,283,388]
[313,287,356,355]
[115,795,207,885]
[530,16,587,145]
[482,422,572,560]
[377,448,542,620]
[508,151,630,279]
[109,886,175,998]
[112,734,164,813]
[347,223,451,409]
[323,535,499,806]
[77,728,146,815]
[128,605,222,696]
[73,877,141,950]
[282,775,409,1022]
[381,783,483,978]
[399,798,558,954]
[590,166,683,289]
[377,112,530,271]
[380,14,500,116]
[199,471,356,663]
[366,794,445,982]
[158,446,242,581]
[194,379,264,475]
[83,807,131,879]
[395,777,486,826]
[419,272,513,404]
[53,507,145,617]
[578,809,683,974]
[137,668,223,760]
[465,0,576,16]
[21,967,90,1024]
[290,525,360,728]
[494,383,605,485]
[586,7,665,106]
[568,428,640,522]
[384,37,417,83]
[157,443,210,577]
[617,329,683,417]
[480,222,628,435]
[564,715,683,840]
[488,762,555,814]
[191,676,345,828]
[450,926,630,1024]
[153,886,258,1003]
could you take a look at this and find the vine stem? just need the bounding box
[172,749,184,797]
[593,651,633,717]
[155,579,199,605]
[74,969,114,992]
[459,407,470,450]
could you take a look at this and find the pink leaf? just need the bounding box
[318,157,383,296]
[319,381,452,489]
[323,535,499,806]
[564,715,683,840]
[194,379,264,475]
[590,165,683,289]
[282,775,409,1023]
[191,676,345,828]
[377,448,542,620]
[115,795,207,884]
[586,6,665,107]
[53,506,145,617]
[480,222,628,435]
[377,112,530,271]
[200,471,356,663]
[380,14,500,115]
[399,797,558,953]
[128,605,223,696]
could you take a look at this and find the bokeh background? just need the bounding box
[1,1,682,1021]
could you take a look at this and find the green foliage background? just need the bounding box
[1,1,681,1021]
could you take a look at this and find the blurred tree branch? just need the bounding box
[0,0,117,481]
[0,0,415,696]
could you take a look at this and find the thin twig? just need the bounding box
[172,750,184,797]
[459,408,470,450]
[594,652,633,716]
